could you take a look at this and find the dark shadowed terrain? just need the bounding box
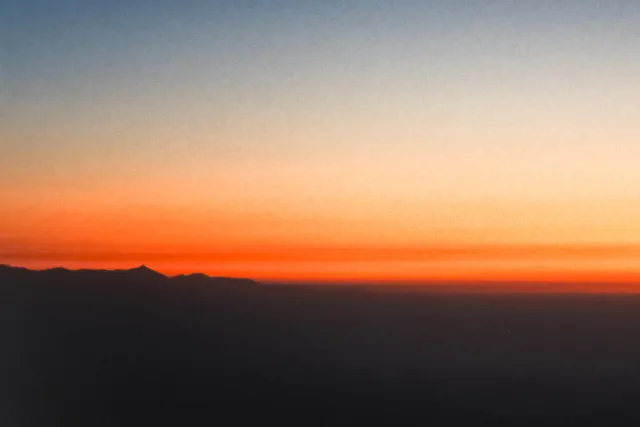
[4,264,640,425]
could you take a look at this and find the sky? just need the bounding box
[2,1,640,287]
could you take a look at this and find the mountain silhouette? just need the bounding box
[0,263,258,288]
[127,264,167,279]
[4,263,640,425]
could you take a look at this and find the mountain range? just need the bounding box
[0,263,258,287]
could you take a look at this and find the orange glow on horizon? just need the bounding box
[5,241,640,292]
[3,200,640,290]
[3,177,640,292]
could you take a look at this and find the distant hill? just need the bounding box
[0,263,259,288]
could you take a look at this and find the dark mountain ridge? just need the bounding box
[0,263,257,287]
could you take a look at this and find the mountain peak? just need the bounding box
[128,265,165,278]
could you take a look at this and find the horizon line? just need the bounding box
[6,263,640,294]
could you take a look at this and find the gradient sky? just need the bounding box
[2,1,640,286]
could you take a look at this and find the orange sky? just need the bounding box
[3,196,640,289]
[3,2,640,290]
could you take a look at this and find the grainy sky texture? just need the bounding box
[2,1,640,285]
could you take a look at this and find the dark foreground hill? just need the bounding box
[4,264,640,425]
